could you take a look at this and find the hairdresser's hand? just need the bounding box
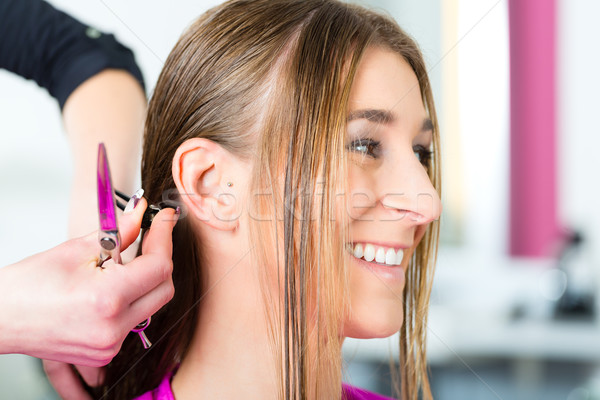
[0,200,177,399]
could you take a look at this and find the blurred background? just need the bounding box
[1,0,598,399]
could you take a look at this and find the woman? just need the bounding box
[99,0,441,399]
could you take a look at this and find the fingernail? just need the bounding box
[172,206,181,225]
[170,206,181,226]
[124,189,145,214]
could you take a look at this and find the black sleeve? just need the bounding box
[0,0,146,109]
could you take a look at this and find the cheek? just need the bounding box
[411,222,431,257]
[345,166,377,221]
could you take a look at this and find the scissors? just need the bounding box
[96,143,152,349]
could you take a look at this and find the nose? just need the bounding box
[377,152,441,226]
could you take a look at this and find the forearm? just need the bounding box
[0,266,21,355]
[62,69,146,238]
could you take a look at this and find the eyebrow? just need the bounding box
[347,108,433,132]
[347,109,394,124]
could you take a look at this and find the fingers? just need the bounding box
[43,360,92,400]
[141,207,178,258]
[125,278,174,330]
[59,198,174,268]
[109,207,177,304]
[118,197,148,250]
[112,251,174,306]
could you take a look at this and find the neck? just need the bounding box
[171,261,279,399]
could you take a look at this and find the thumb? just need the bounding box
[118,196,148,250]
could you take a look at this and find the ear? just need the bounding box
[172,138,240,231]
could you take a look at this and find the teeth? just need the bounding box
[346,242,405,266]
[363,244,375,262]
[375,247,386,263]
[385,248,396,265]
[353,243,363,259]
[396,249,404,265]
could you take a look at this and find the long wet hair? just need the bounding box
[98,1,440,399]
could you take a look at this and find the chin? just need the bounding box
[342,251,405,338]
[343,296,404,339]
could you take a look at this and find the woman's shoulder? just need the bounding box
[342,382,397,400]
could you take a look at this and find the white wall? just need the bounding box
[558,0,600,269]
[454,0,509,256]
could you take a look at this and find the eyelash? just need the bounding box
[346,138,433,168]
[346,138,381,158]
[414,144,433,167]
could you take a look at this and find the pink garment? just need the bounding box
[132,370,395,399]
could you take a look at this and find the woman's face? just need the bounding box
[341,47,441,338]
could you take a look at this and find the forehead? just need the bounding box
[348,47,426,121]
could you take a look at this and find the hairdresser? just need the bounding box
[0,0,175,398]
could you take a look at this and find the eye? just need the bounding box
[413,144,432,168]
[346,137,381,158]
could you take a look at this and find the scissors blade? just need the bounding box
[97,143,118,232]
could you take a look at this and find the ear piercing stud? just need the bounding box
[227,182,233,187]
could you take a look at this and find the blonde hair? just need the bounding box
[101,1,440,399]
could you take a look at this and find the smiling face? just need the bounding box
[341,46,441,338]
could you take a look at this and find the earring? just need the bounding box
[227,182,233,187]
